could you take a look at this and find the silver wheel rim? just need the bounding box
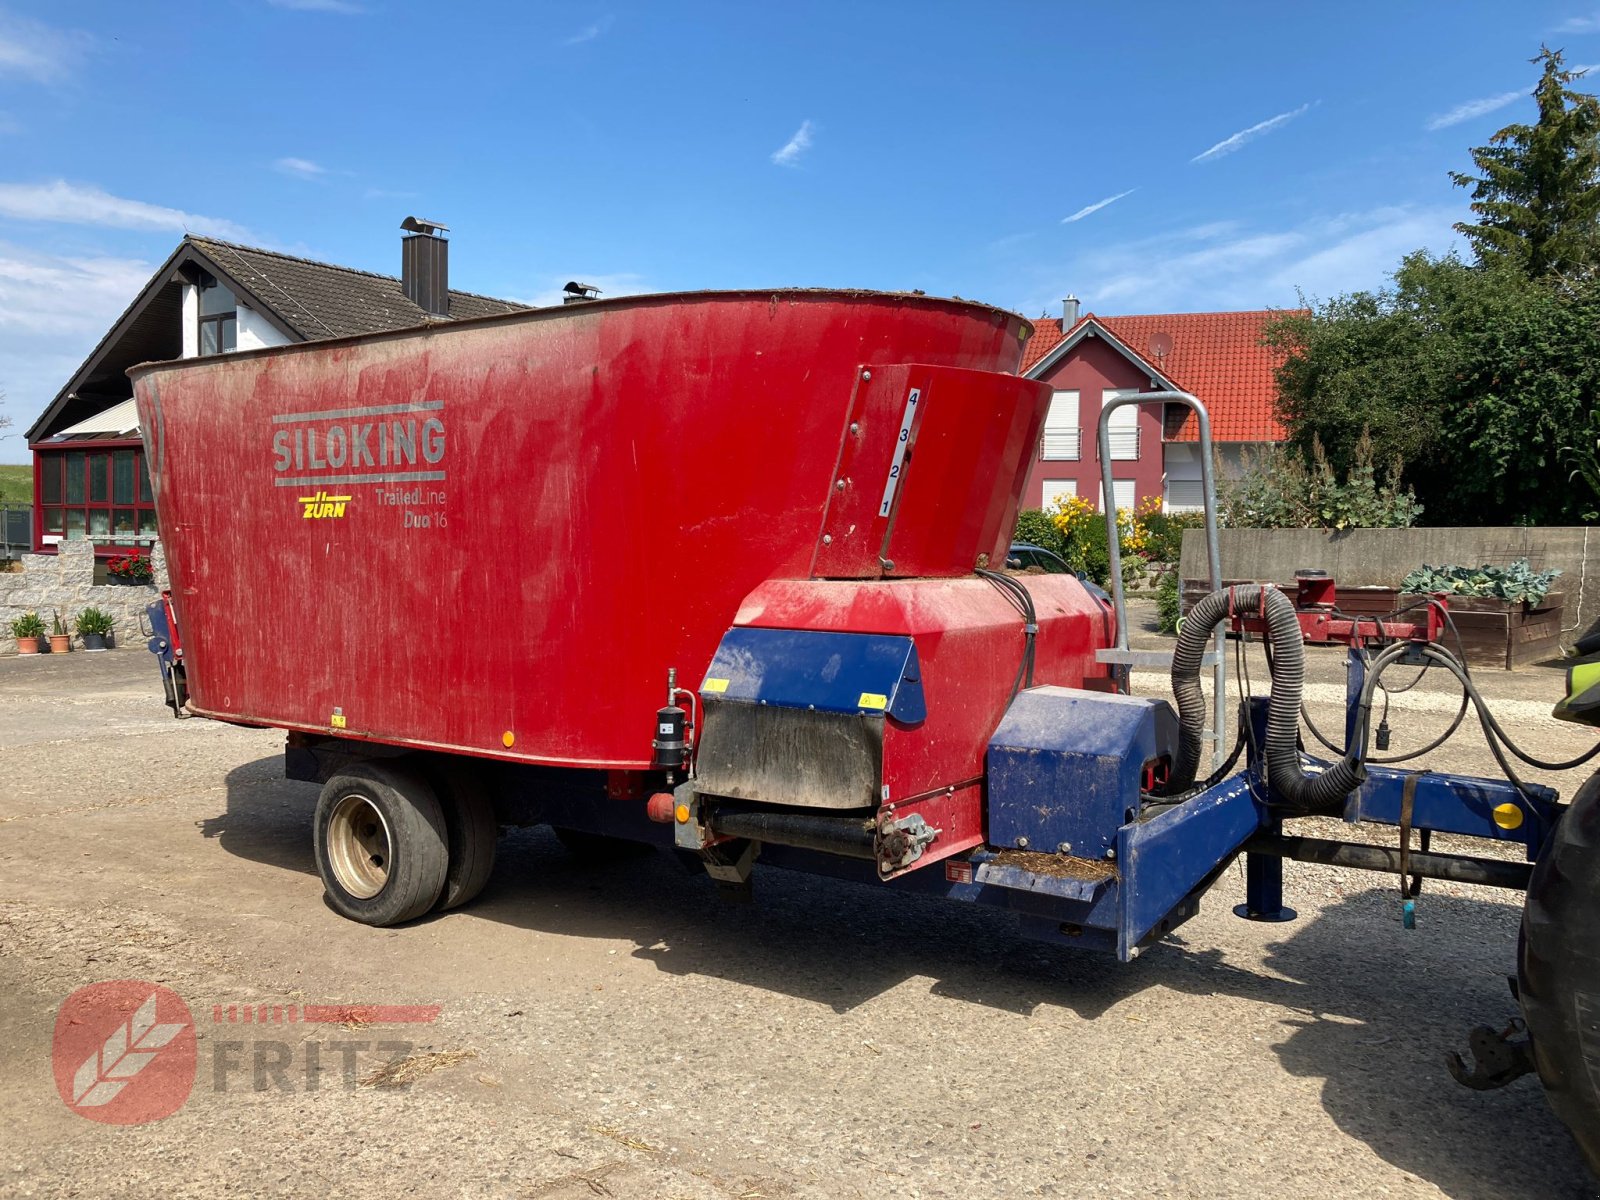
[327,793,392,899]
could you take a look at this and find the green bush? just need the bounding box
[1012,508,1067,558]
[1156,568,1181,634]
[1219,432,1422,530]
[1143,510,1205,563]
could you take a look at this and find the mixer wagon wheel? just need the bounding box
[421,764,498,912]
[1519,766,1600,1173]
[313,763,449,926]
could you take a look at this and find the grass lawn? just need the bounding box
[0,464,29,505]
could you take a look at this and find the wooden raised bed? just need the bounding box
[1180,581,1565,670]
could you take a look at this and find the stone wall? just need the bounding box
[1179,525,1599,641]
[0,539,170,654]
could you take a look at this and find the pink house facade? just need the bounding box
[1017,300,1296,514]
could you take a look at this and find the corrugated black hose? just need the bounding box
[1160,584,1365,813]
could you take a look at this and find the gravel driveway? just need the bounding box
[1,605,1596,1199]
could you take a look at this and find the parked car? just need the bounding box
[1007,542,1072,573]
[1007,543,1112,605]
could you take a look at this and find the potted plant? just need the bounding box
[107,551,154,584]
[75,606,114,652]
[48,610,71,654]
[10,611,44,655]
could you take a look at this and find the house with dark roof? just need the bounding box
[24,221,526,554]
[1017,299,1299,514]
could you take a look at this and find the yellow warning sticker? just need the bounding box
[703,678,730,693]
[858,692,888,710]
[330,711,347,729]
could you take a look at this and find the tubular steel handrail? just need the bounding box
[1095,392,1227,769]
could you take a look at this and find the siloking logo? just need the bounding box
[53,980,196,1125]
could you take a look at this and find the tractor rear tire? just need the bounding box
[1520,767,1600,1174]
[314,763,448,927]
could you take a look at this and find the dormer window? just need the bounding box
[197,273,237,356]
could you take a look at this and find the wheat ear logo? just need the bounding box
[53,981,197,1125]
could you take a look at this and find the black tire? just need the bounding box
[552,826,654,863]
[313,763,448,926]
[1520,767,1600,1174]
[426,765,498,911]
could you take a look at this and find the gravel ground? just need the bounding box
[1,604,1597,1200]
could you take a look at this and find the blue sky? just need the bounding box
[0,0,1597,461]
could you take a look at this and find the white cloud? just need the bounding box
[771,120,815,168]
[1191,103,1312,163]
[563,15,614,45]
[1062,188,1137,224]
[0,11,90,83]
[274,156,329,178]
[1425,90,1523,131]
[0,243,155,462]
[1017,206,1465,317]
[1557,11,1600,31]
[0,181,251,240]
[266,0,367,12]
[514,272,647,308]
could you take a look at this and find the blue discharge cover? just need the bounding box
[700,626,926,723]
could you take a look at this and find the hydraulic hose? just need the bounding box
[1163,584,1365,813]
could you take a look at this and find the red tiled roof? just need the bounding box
[1019,316,1067,373]
[1020,308,1300,442]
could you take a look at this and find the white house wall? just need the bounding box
[237,305,293,352]
[180,284,199,358]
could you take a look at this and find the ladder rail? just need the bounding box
[1093,391,1227,769]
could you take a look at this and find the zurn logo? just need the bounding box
[300,490,351,519]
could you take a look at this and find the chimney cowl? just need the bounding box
[563,281,602,305]
[400,217,449,317]
[1063,295,1080,326]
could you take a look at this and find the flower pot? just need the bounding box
[82,633,107,652]
[48,633,70,653]
[15,636,39,655]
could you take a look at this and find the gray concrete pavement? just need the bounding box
[1,621,1597,1199]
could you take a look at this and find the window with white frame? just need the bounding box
[1098,479,1135,513]
[1102,389,1140,460]
[1041,390,1080,460]
[1041,479,1077,509]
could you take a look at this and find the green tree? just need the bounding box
[1267,255,1600,524]
[1451,46,1600,278]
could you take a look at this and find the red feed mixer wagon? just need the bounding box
[133,288,1600,1171]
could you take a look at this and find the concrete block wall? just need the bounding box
[0,539,170,654]
[1179,526,1599,642]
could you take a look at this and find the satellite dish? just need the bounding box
[1148,331,1174,361]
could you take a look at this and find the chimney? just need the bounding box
[1062,295,1080,326]
[400,216,450,317]
[562,280,602,305]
